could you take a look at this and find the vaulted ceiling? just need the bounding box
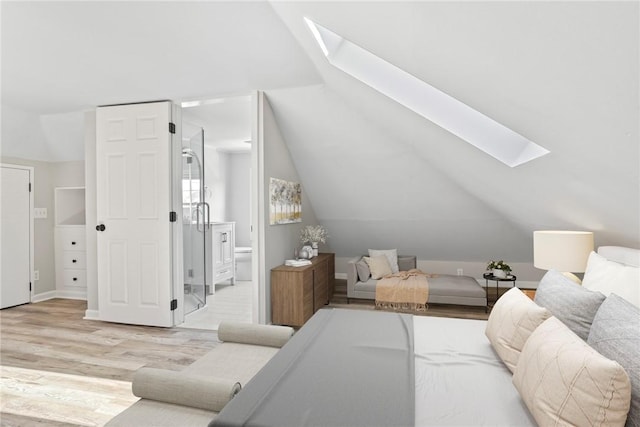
[2,1,638,261]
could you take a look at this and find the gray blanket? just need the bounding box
[211,308,415,427]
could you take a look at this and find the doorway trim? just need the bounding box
[1,163,35,303]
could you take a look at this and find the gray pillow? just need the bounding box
[355,259,371,282]
[588,294,640,427]
[534,269,605,340]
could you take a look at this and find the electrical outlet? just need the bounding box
[34,208,48,219]
[457,268,463,276]
[33,270,40,281]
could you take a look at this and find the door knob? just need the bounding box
[96,224,106,232]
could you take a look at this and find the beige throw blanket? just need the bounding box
[375,269,436,312]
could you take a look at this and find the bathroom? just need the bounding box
[180,95,254,329]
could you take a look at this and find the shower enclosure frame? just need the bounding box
[182,125,209,316]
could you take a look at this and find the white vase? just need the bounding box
[493,269,507,279]
[302,245,313,258]
[311,242,318,257]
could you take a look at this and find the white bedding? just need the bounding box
[413,316,536,426]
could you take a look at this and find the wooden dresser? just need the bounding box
[271,252,335,327]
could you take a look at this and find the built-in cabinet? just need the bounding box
[270,253,335,327]
[54,187,86,299]
[211,222,235,286]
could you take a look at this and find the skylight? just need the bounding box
[304,18,549,167]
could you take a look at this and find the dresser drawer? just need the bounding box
[59,228,86,251]
[63,251,86,269]
[63,270,86,288]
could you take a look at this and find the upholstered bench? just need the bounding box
[106,322,294,426]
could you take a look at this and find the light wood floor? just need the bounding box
[1,299,219,426]
[0,282,503,426]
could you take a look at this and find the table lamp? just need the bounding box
[533,230,594,283]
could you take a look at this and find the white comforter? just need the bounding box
[413,316,535,426]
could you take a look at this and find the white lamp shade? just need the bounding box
[533,230,594,273]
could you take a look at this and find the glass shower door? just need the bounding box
[182,125,208,315]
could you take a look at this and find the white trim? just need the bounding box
[32,290,88,303]
[31,290,57,303]
[56,289,87,300]
[478,279,538,289]
[335,272,537,288]
[83,309,100,320]
[254,91,267,325]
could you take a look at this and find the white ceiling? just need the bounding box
[2,1,638,261]
[182,96,252,153]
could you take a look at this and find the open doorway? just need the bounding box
[178,95,254,330]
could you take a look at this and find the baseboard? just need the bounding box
[31,290,57,303]
[31,289,87,303]
[56,289,88,300]
[335,273,537,289]
[84,309,100,320]
[478,279,538,289]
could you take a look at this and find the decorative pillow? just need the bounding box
[588,294,640,427]
[582,251,640,308]
[534,269,606,340]
[363,255,392,280]
[368,249,399,273]
[355,259,371,282]
[513,317,631,427]
[485,287,551,373]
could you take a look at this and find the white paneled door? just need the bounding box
[96,102,175,327]
[1,165,32,309]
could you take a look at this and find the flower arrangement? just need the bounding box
[300,225,329,245]
[486,260,512,273]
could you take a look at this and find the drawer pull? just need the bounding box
[73,277,78,281]
[71,241,76,245]
[72,259,77,263]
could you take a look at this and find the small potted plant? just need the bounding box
[300,225,329,257]
[487,260,512,279]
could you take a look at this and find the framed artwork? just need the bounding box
[269,178,302,225]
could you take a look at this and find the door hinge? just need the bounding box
[29,183,32,192]
[170,299,178,311]
[169,211,177,222]
[169,122,176,134]
[29,282,32,291]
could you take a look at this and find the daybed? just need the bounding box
[346,254,488,308]
[213,246,640,427]
[106,322,294,426]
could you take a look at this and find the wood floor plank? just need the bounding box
[0,299,220,425]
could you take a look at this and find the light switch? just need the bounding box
[34,208,48,219]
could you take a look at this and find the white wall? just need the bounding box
[261,94,320,322]
[84,111,98,316]
[227,152,251,247]
[204,146,229,223]
[0,156,85,297]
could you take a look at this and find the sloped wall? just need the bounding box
[261,93,321,323]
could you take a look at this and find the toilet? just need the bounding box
[234,246,252,281]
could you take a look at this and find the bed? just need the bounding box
[346,255,487,309]
[211,246,640,427]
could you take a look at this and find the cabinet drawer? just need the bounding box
[63,251,86,269]
[63,270,86,288]
[59,228,86,251]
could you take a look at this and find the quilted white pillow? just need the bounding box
[582,251,640,308]
[513,317,631,427]
[485,287,551,373]
[363,255,392,280]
